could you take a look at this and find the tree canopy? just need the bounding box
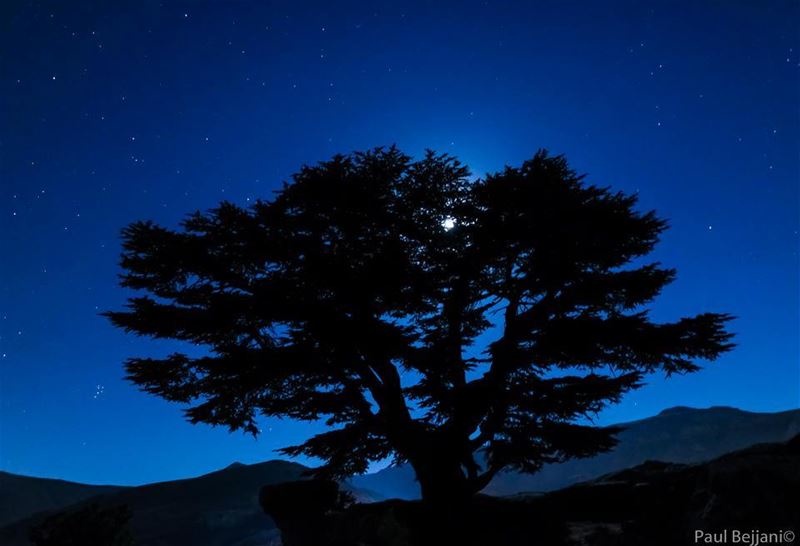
[106,147,733,502]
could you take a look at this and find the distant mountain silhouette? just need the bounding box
[2,407,796,545]
[0,460,378,546]
[352,406,800,498]
[0,472,125,527]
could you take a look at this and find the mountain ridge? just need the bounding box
[0,471,127,527]
[2,406,798,545]
[0,459,379,546]
[352,405,800,499]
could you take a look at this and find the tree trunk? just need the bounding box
[415,463,470,503]
[406,438,475,505]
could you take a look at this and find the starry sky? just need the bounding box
[1,1,798,486]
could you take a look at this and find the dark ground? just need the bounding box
[263,435,800,546]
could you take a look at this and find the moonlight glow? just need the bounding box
[1,1,796,488]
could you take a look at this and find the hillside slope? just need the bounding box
[0,472,125,527]
[0,461,308,546]
[0,459,379,546]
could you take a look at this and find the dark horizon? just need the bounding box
[2,0,798,487]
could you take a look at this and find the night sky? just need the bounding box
[1,1,798,486]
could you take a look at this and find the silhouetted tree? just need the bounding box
[29,504,134,546]
[106,148,733,503]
